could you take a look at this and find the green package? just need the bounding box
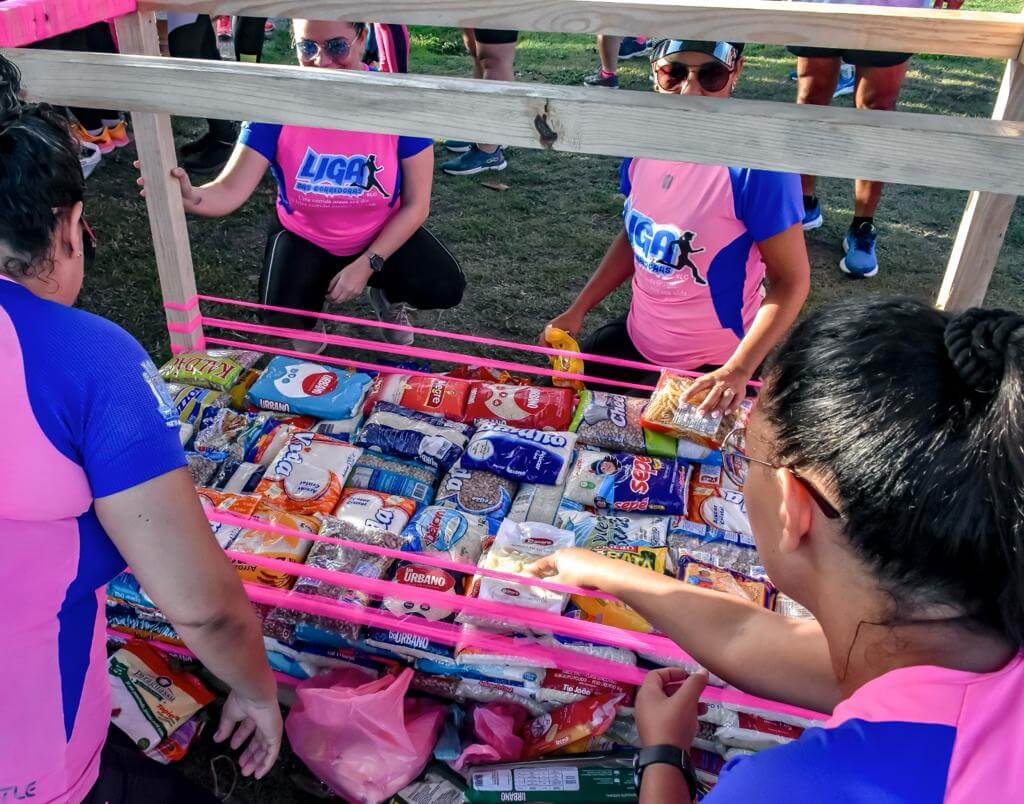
[466,753,638,803]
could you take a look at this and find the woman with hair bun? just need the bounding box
[533,296,1024,802]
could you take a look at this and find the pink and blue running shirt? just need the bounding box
[239,121,433,256]
[0,276,185,802]
[705,652,1024,802]
[619,158,802,369]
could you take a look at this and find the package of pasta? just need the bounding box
[678,557,775,608]
[571,390,676,457]
[641,371,754,449]
[247,356,372,419]
[668,529,763,578]
[334,488,417,534]
[505,482,564,525]
[592,454,690,516]
[402,505,490,565]
[556,509,669,550]
[193,408,278,462]
[160,349,260,393]
[461,422,577,486]
[363,372,471,420]
[357,402,473,472]
[168,383,230,425]
[228,505,319,589]
[437,459,517,519]
[255,432,362,515]
[521,693,624,759]
[346,452,437,508]
[464,383,576,431]
[185,451,220,486]
[544,326,585,392]
[109,641,214,749]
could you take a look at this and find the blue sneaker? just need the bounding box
[441,145,507,176]
[618,37,650,60]
[802,200,823,231]
[445,140,473,153]
[840,222,879,278]
[834,64,855,98]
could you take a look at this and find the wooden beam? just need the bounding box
[139,0,1024,60]
[111,13,205,352]
[938,58,1024,310]
[10,47,1024,195]
[0,0,136,47]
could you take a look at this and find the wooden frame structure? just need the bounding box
[3,0,1023,348]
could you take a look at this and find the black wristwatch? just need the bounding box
[633,744,698,801]
[367,251,385,273]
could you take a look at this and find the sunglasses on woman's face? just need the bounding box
[296,36,353,63]
[655,60,734,93]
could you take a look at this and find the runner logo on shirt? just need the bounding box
[624,202,707,286]
[294,147,392,198]
[141,359,181,428]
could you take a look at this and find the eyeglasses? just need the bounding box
[655,60,734,93]
[721,427,843,520]
[296,36,353,63]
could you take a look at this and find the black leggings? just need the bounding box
[167,16,237,142]
[84,736,219,803]
[233,16,267,62]
[259,222,466,331]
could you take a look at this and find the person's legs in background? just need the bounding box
[583,35,623,88]
[233,16,268,63]
[578,316,660,391]
[793,54,842,232]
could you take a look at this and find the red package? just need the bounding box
[363,373,471,419]
[464,383,576,430]
[541,669,636,708]
[446,366,532,385]
[520,693,623,759]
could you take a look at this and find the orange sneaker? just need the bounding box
[105,119,132,149]
[70,122,115,155]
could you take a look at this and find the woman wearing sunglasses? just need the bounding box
[543,40,809,415]
[532,296,1024,802]
[143,19,464,349]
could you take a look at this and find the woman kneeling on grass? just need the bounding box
[543,39,810,415]
[532,296,1024,803]
[142,19,464,351]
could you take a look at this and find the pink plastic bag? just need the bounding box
[452,703,529,771]
[286,667,445,803]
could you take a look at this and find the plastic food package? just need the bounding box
[168,383,230,425]
[193,408,277,462]
[452,631,549,683]
[159,349,260,393]
[144,713,206,764]
[255,432,361,515]
[228,505,318,588]
[464,383,576,431]
[520,693,623,759]
[683,483,752,540]
[195,489,262,517]
[357,402,473,472]
[465,754,638,803]
[446,365,531,386]
[107,572,160,617]
[571,390,675,456]
[185,451,219,486]
[668,530,763,578]
[334,488,417,534]
[556,508,669,550]
[506,483,564,525]
[562,449,616,508]
[540,669,637,709]
[565,593,654,634]
[107,604,182,644]
[364,372,472,420]
[461,423,577,486]
[347,452,437,508]
[314,411,365,443]
[774,593,815,620]
[678,557,775,608]
[641,371,753,449]
[437,459,517,519]
[592,454,690,515]
[109,641,214,749]
[402,505,491,564]
[218,462,269,494]
[544,326,585,393]
[247,356,372,419]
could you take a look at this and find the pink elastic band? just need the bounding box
[164,296,200,313]
[165,312,203,334]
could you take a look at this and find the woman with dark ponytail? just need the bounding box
[534,296,1024,802]
[0,56,281,801]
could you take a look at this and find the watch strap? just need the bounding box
[367,251,385,272]
[634,745,697,800]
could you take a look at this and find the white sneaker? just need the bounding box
[291,319,328,355]
[79,141,102,179]
[368,287,414,346]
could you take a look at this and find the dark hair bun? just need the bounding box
[944,308,1024,394]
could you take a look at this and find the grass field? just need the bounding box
[75,13,1023,800]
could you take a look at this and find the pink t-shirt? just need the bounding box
[619,158,802,370]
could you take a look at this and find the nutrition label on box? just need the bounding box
[513,767,581,792]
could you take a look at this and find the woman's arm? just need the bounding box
[691,223,811,414]
[136,142,268,217]
[530,549,841,714]
[327,147,434,303]
[539,229,635,344]
[95,467,282,778]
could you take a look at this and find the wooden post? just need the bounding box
[937,57,1024,311]
[113,10,204,352]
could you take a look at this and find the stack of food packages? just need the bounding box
[105,349,818,785]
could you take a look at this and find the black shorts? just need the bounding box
[788,46,911,68]
[474,28,519,45]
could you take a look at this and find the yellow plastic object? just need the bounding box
[545,326,585,391]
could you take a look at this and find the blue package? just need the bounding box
[436,460,517,518]
[106,572,159,616]
[433,705,465,762]
[401,505,490,564]
[247,356,372,419]
[356,402,473,471]
[460,422,577,486]
[364,626,455,662]
[347,460,436,508]
[593,454,689,515]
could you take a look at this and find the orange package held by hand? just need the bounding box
[544,326,585,392]
[229,504,318,589]
[641,371,753,449]
[521,693,624,759]
[255,431,362,515]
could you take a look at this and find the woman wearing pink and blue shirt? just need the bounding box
[147,19,463,349]
[534,296,1024,802]
[544,40,810,416]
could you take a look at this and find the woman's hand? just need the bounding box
[134,162,204,213]
[526,547,624,590]
[687,364,752,417]
[636,668,709,750]
[539,309,586,347]
[327,256,374,304]
[214,688,284,779]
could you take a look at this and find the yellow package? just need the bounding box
[567,545,666,633]
[545,327,585,392]
[229,505,317,589]
[595,545,667,574]
[228,368,261,410]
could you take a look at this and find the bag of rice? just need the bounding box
[357,402,473,472]
[571,390,675,456]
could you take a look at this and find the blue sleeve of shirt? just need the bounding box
[398,135,433,160]
[619,157,634,196]
[730,167,803,242]
[239,121,283,162]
